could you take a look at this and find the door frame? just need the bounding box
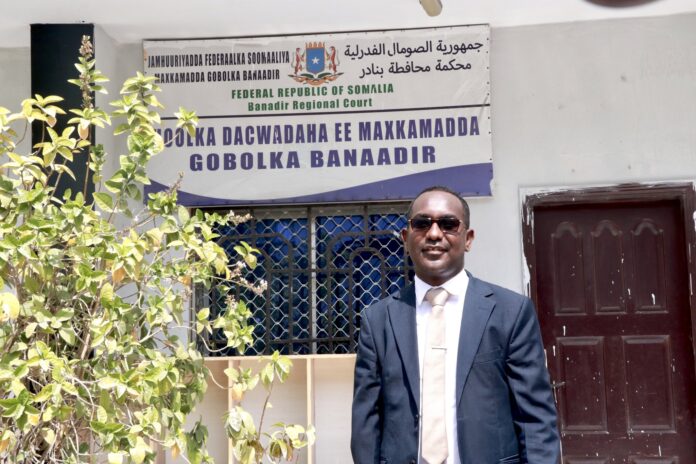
[521,181,696,388]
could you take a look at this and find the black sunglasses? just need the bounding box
[408,216,463,233]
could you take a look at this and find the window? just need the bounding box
[197,203,414,356]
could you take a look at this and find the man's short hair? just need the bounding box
[406,186,470,228]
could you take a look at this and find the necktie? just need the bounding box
[422,287,449,464]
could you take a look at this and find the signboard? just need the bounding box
[143,25,491,206]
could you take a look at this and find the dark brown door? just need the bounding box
[528,195,696,464]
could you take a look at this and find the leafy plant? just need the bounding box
[0,36,314,463]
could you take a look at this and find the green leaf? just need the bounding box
[13,364,29,380]
[54,162,76,180]
[90,420,124,434]
[260,362,274,388]
[41,428,56,446]
[276,356,293,376]
[130,437,148,464]
[97,405,108,423]
[105,178,124,193]
[7,152,25,165]
[145,227,163,246]
[196,307,210,321]
[32,384,54,403]
[244,253,258,269]
[24,322,37,338]
[58,327,76,346]
[61,382,78,396]
[39,95,64,105]
[98,377,119,390]
[93,192,114,212]
[177,205,190,223]
[0,292,20,320]
[100,282,114,305]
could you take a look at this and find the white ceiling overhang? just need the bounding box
[2,0,696,48]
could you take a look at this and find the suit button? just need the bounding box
[410,460,416,464]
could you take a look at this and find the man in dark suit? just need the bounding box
[351,186,559,464]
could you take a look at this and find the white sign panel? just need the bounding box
[144,25,491,206]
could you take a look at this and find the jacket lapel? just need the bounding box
[387,283,420,406]
[456,276,495,405]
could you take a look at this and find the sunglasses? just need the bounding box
[408,216,463,233]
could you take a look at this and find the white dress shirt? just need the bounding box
[415,268,469,464]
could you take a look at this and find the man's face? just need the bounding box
[401,191,475,286]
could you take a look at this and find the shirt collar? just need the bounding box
[414,268,469,306]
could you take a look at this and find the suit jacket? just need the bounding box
[351,274,560,464]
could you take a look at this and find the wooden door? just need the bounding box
[524,187,696,464]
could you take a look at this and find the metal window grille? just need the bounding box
[197,203,414,356]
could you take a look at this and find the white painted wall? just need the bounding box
[93,32,146,196]
[467,12,696,292]
[95,26,123,183]
[0,47,31,156]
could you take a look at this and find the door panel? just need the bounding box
[557,336,608,433]
[530,199,696,463]
[622,336,674,432]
